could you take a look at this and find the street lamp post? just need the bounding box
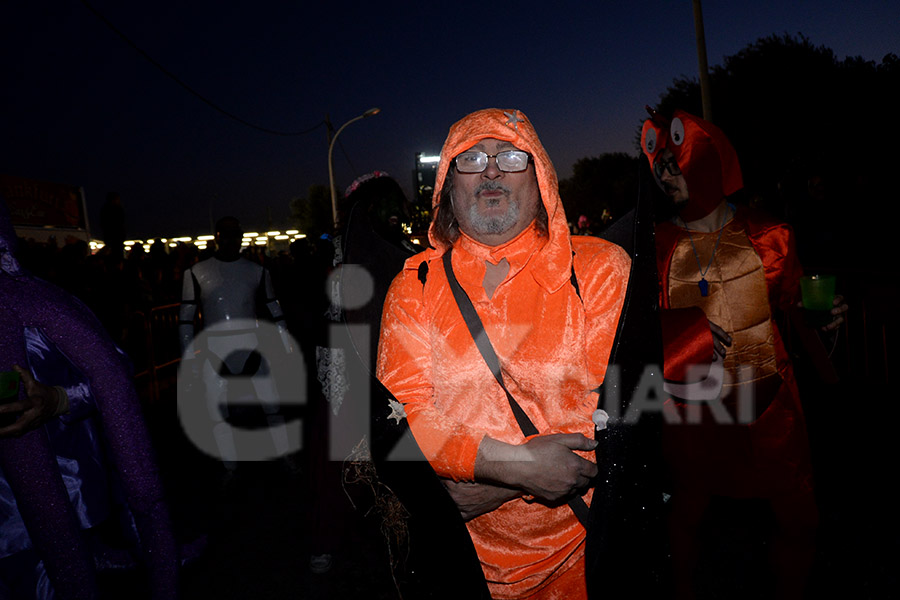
[328,107,381,232]
[692,0,713,123]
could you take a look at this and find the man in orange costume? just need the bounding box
[641,109,844,599]
[376,108,630,599]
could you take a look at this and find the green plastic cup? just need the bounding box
[800,275,836,327]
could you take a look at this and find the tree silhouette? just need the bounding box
[559,153,641,232]
[641,33,897,270]
[289,184,332,239]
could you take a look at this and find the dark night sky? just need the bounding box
[2,0,898,240]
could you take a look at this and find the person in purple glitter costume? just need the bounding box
[0,195,178,599]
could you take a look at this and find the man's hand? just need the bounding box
[794,294,848,332]
[822,294,848,332]
[0,365,64,438]
[475,433,598,504]
[442,480,523,521]
[709,320,732,359]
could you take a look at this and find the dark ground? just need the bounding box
[95,374,898,600]
[134,392,399,600]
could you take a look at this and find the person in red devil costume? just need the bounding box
[641,108,846,599]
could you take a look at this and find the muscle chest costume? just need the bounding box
[179,256,289,366]
[376,109,630,598]
[642,110,813,497]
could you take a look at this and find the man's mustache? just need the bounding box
[475,181,512,196]
[662,182,677,194]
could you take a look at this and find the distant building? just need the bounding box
[0,174,91,245]
[412,152,439,234]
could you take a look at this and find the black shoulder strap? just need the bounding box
[441,249,590,528]
[442,250,537,436]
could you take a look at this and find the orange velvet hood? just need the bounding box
[641,109,743,221]
[428,108,574,293]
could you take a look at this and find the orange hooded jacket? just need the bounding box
[376,109,630,598]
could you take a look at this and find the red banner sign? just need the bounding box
[0,174,87,230]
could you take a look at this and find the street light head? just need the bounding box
[329,107,382,231]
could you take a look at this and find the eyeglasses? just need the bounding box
[454,150,531,173]
[654,157,682,179]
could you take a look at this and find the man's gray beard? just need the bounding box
[466,182,519,235]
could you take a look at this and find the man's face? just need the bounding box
[656,149,690,210]
[451,138,541,246]
[215,223,243,257]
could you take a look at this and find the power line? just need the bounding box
[80,0,324,137]
[337,138,358,178]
